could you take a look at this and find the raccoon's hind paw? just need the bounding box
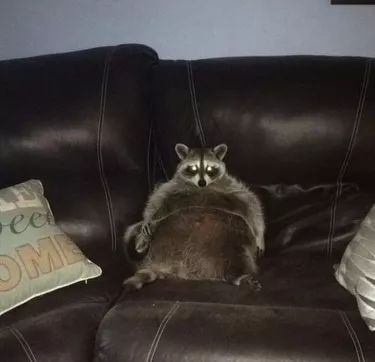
[122,276,142,292]
[122,277,143,293]
[122,269,159,293]
[232,274,262,292]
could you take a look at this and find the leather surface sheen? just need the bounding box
[151,56,375,258]
[95,256,375,362]
[0,45,157,361]
[1,45,375,361]
[0,44,158,275]
[0,278,118,362]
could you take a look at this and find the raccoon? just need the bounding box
[123,143,265,291]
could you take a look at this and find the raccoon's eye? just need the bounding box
[206,166,219,177]
[185,165,198,175]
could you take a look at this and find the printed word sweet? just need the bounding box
[0,211,53,236]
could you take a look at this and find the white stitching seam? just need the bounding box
[97,47,117,252]
[148,123,170,182]
[340,312,365,362]
[145,301,180,362]
[13,328,37,362]
[158,146,169,181]
[147,121,153,192]
[344,313,366,362]
[152,139,158,183]
[327,59,372,257]
[8,327,36,362]
[186,61,206,146]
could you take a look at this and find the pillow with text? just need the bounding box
[0,179,102,315]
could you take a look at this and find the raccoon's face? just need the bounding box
[174,143,228,187]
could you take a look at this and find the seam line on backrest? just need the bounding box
[155,136,169,180]
[97,46,117,252]
[327,59,371,256]
[186,61,206,146]
[147,120,153,192]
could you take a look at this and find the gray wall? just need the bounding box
[1,0,375,60]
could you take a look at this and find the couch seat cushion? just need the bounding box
[94,255,375,361]
[0,277,120,362]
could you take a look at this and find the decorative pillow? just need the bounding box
[0,179,102,315]
[335,204,375,331]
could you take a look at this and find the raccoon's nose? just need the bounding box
[198,179,206,187]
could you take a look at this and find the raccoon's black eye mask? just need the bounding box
[206,166,219,177]
[185,165,198,175]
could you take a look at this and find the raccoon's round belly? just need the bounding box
[143,207,252,281]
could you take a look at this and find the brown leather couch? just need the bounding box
[0,44,374,361]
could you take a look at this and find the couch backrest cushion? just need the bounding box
[152,56,375,185]
[151,56,375,257]
[0,45,158,273]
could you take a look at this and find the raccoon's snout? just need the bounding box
[198,179,206,187]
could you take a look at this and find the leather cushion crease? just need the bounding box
[1,45,375,361]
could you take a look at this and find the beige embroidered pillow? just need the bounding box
[335,204,375,331]
[0,179,102,315]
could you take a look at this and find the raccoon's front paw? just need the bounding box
[134,233,150,254]
[141,222,153,240]
[233,274,262,292]
[133,222,153,254]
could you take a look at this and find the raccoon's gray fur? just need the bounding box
[123,143,265,291]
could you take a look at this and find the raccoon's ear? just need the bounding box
[175,143,189,160]
[213,144,228,160]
